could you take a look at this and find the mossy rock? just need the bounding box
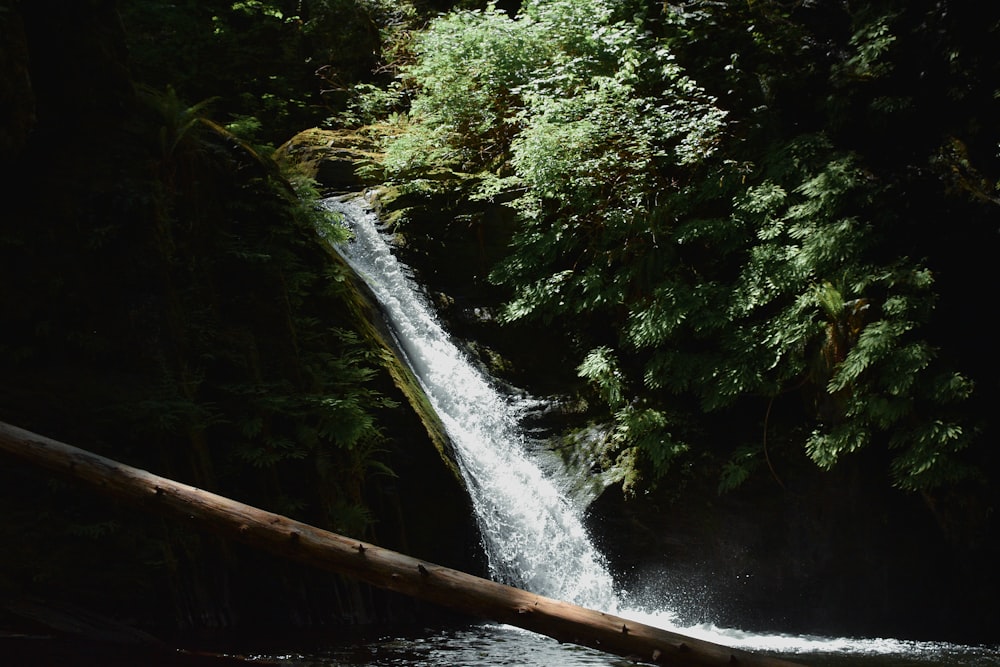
[274,127,385,192]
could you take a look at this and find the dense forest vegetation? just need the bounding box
[1,0,998,652]
[376,0,1000,497]
[368,0,1000,638]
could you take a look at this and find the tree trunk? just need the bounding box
[0,421,804,667]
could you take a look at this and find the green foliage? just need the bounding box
[718,444,763,495]
[124,86,400,524]
[729,140,974,488]
[612,406,687,483]
[3,72,402,545]
[139,84,222,166]
[330,81,407,127]
[577,347,625,408]
[383,4,543,173]
[384,0,991,494]
[122,0,431,144]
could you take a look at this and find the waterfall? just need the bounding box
[323,195,616,611]
[316,196,1000,664]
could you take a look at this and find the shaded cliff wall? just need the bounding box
[0,0,483,637]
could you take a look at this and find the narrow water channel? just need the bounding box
[316,195,999,666]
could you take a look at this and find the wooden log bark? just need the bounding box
[0,421,805,667]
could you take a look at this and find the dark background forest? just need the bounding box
[1,0,998,658]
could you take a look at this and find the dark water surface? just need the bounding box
[245,622,999,667]
[3,622,995,666]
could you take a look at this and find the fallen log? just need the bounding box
[0,421,805,667]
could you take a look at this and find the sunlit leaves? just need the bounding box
[577,347,625,408]
[834,10,900,82]
[385,0,979,494]
[889,418,973,491]
[611,405,687,481]
[806,424,870,470]
[828,320,909,392]
[385,5,542,173]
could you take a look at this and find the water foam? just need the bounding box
[322,195,999,664]
[325,195,615,610]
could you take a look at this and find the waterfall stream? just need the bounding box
[319,195,999,665]
[324,195,616,612]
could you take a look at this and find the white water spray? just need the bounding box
[324,195,616,611]
[322,195,1000,663]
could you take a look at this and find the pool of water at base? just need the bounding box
[251,622,999,667]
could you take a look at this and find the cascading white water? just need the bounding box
[319,196,1000,664]
[324,195,616,611]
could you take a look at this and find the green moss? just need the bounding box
[317,238,465,486]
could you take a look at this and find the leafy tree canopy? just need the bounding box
[377,0,1000,495]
